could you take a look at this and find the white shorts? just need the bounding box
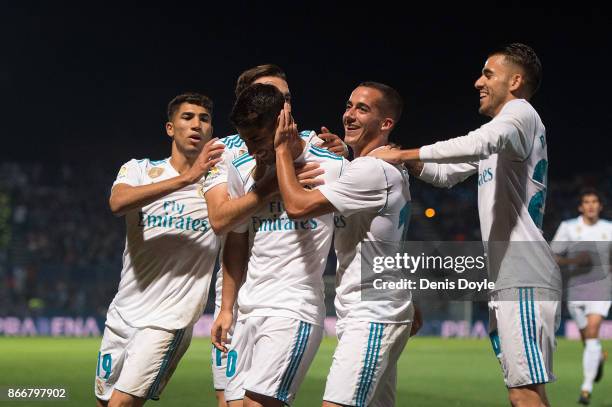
[568,301,612,329]
[94,305,192,401]
[323,321,411,407]
[225,316,323,405]
[488,288,560,388]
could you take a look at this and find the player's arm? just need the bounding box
[211,231,248,352]
[372,105,534,165]
[109,139,224,216]
[369,148,477,188]
[550,222,591,268]
[205,162,323,234]
[274,105,336,219]
[205,179,276,235]
[317,126,349,157]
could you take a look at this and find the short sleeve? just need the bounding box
[112,159,143,188]
[318,157,387,217]
[550,222,570,255]
[201,145,231,194]
[227,163,249,233]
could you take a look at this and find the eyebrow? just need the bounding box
[482,68,494,76]
[355,102,371,110]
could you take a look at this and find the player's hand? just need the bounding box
[368,145,404,165]
[295,162,325,188]
[410,306,423,337]
[211,310,234,353]
[253,166,279,200]
[274,102,299,150]
[572,251,592,267]
[183,138,225,184]
[317,127,349,157]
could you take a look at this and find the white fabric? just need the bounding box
[224,316,323,405]
[319,156,413,323]
[552,216,612,301]
[488,288,560,388]
[110,158,219,329]
[323,321,410,407]
[226,132,345,326]
[95,304,192,401]
[418,99,561,293]
[582,338,602,392]
[568,301,612,329]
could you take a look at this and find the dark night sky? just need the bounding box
[2,4,610,179]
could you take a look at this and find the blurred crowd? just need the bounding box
[1,162,610,318]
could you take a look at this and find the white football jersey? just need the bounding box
[111,158,219,329]
[552,216,612,300]
[319,153,413,324]
[419,99,561,292]
[227,133,345,326]
[203,131,317,315]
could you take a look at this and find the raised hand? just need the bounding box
[295,162,325,188]
[317,126,349,157]
[184,138,225,183]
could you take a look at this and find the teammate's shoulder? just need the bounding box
[561,217,581,227]
[231,151,255,169]
[307,144,344,162]
[500,99,540,121]
[221,133,246,149]
[127,157,168,168]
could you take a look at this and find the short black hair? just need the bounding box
[489,43,542,98]
[229,83,285,131]
[167,93,213,121]
[235,64,287,98]
[358,81,403,124]
[579,187,603,205]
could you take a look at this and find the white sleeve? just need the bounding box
[318,157,387,217]
[112,159,143,187]
[227,163,249,233]
[550,222,571,255]
[419,101,535,163]
[201,145,231,194]
[418,162,478,188]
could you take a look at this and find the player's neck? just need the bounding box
[169,145,195,174]
[581,215,599,226]
[354,135,387,158]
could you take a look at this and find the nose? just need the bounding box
[344,108,356,123]
[191,117,202,130]
[474,75,485,89]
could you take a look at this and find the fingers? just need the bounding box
[296,167,325,180]
[320,126,330,134]
[299,178,325,188]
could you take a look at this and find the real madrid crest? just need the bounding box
[197,183,205,198]
[118,165,128,177]
[206,166,220,181]
[148,167,164,178]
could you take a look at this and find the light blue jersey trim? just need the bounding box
[356,323,384,406]
[309,146,343,160]
[277,322,311,402]
[232,154,255,168]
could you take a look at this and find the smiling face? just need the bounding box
[240,124,276,165]
[474,54,521,118]
[166,102,213,158]
[343,86,391,154]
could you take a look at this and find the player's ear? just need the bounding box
[381,118,394,132]
[509,73,522,93]
[166,121,175,138]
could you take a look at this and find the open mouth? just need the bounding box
[188,134,202,142]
